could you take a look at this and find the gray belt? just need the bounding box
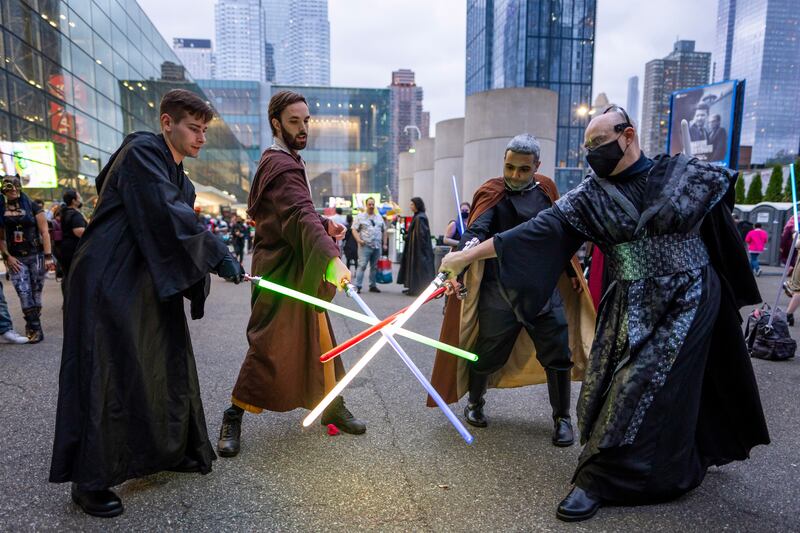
[605,234,709,281]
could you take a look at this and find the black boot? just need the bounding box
[321,396,366,434]
[27,306,43,343]
[546,368,574,447]
[71,483,124,518]
[788,313,795,326]
[217,406,243,457]
[556,486,602,522]
[464,370,488,427]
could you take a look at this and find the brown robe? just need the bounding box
[232,147,344,412]
[428,175,596,406]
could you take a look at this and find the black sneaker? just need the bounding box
[788,313,795,326]
[369,286,381,293]
[320,396,366,434]
[217,408,243,457]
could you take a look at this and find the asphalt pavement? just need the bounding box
[0,263,797,532]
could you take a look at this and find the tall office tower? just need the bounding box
[389,69,427,195]
[641,40,711,157]
[713,0,800,164]
[285,0,331,86]
[465,0,597,191]
[173,38,214,80]
[263,0,290,82]
[214,0,266,81]
[626,75,640,126]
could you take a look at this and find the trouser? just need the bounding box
[0,281,13,334]
[786,251,800,292]
[8,254,45,310]
[355,245,380,288]
[749,252,761,272]
[233,244,245,264]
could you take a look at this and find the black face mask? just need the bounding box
[460,210,469,219]
[586,135,628,179]
[77,202,83,209]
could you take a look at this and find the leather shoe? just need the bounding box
[369,286,381,293]
[217,407,243,457]
[321,396,366,434]
[167,456,201,473]
[71,484,124,518]
[552,417,575,447]
[464,398,488,427]
[556,486,601,522]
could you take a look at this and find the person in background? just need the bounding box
[443,202,471,249]
[59,189,87,297]
[49,204,64,282]
[0,280,28,344]
[342,213,359,273]
[352,197,387,293]
[397,196,435,296]
[230,215,247,264]
[0,175,54,343]
[744,222,768,276]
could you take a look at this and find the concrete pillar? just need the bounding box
[398,151,414,215]
[432,118,465,237]
[411,137,435,216]
[463,88,558,200]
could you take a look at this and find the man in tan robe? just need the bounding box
[217,90,366,458]
[430,134,596,446]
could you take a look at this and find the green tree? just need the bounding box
[735,176,745,204]
[746,173,763,204]
[765,165,784,201]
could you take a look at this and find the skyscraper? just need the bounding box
[713,0,800,164]
[214,0,266,81]
[173,38,214,80]
[465,0,597,191]
[641,40,711,157]
[263,0,290,82]
[389,69,428,196]
[626,76,640,126]
[285,0,331,85]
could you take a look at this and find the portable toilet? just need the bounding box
[748,202,792,266]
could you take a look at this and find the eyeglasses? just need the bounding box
[601,105,633,132]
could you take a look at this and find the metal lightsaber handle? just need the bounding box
[345,284,474,444]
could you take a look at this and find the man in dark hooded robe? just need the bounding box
[49,90,244,518]
[440,105,769,522]
[397,197,435,296]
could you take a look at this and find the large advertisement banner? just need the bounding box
[0,141,59,188]
[667,80,743,168]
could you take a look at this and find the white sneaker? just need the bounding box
[1,330,29,344]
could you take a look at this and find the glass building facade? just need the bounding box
[0,0,253,203]
[271,84,391,206]
[465,0,596,191]
[713,0,800,164]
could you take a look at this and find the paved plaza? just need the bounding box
[0,265,798,531]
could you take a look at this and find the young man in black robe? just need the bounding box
[440,106,769,522]
[49,90,245,518]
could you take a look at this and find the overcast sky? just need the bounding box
[137,0,719,133]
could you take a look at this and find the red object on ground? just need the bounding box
[319,286,447,362]
[326,424,339,436]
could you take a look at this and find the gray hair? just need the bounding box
[505,134,541,162]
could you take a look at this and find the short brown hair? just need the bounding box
[268,90,308,135]
[160,89,215,124]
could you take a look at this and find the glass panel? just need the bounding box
[47,95,76,141]
[42,57,72,103]
[91,2,111,44]
[0,70,7,111]
[0,111,10,141]
[70,42,94,84]
[69,0,92,25]
[93,63,114,100]
[97,121,118,153]
[95,92,116,129]
[71,75,95,115]
[39,0,65,32]
[8,74,46,125]
[39,19,62,63]
[74,111,98,146]
[3,0,41,49]
[67,6,92,55]
[4,32,44,86]
[11,115,46,142]
[93,33,112,71]
[111,23,127,62]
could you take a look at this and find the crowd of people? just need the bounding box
[0,88,770,524]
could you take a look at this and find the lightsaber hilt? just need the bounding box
[345,286,474,444]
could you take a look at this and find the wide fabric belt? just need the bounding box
[606,234,709,281]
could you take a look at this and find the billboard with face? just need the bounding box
[667,80,744,168]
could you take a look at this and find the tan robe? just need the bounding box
[428,176,596,406]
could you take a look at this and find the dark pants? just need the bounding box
[472,282,572,375]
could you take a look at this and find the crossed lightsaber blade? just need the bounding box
[245,272,476,444]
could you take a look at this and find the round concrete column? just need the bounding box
[411,137,435,216]
[432,118,465,237]
[463,88,558,200]
[398,151,414,214]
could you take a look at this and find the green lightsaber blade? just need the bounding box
[249,276,477,361]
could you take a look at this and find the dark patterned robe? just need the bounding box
[494,153,769,503]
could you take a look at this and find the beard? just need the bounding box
[282,127,308,151]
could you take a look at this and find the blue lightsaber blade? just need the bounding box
[452,175,465,235]
[345,284,474,444]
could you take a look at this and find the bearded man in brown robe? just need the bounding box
[217,91,366,458]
